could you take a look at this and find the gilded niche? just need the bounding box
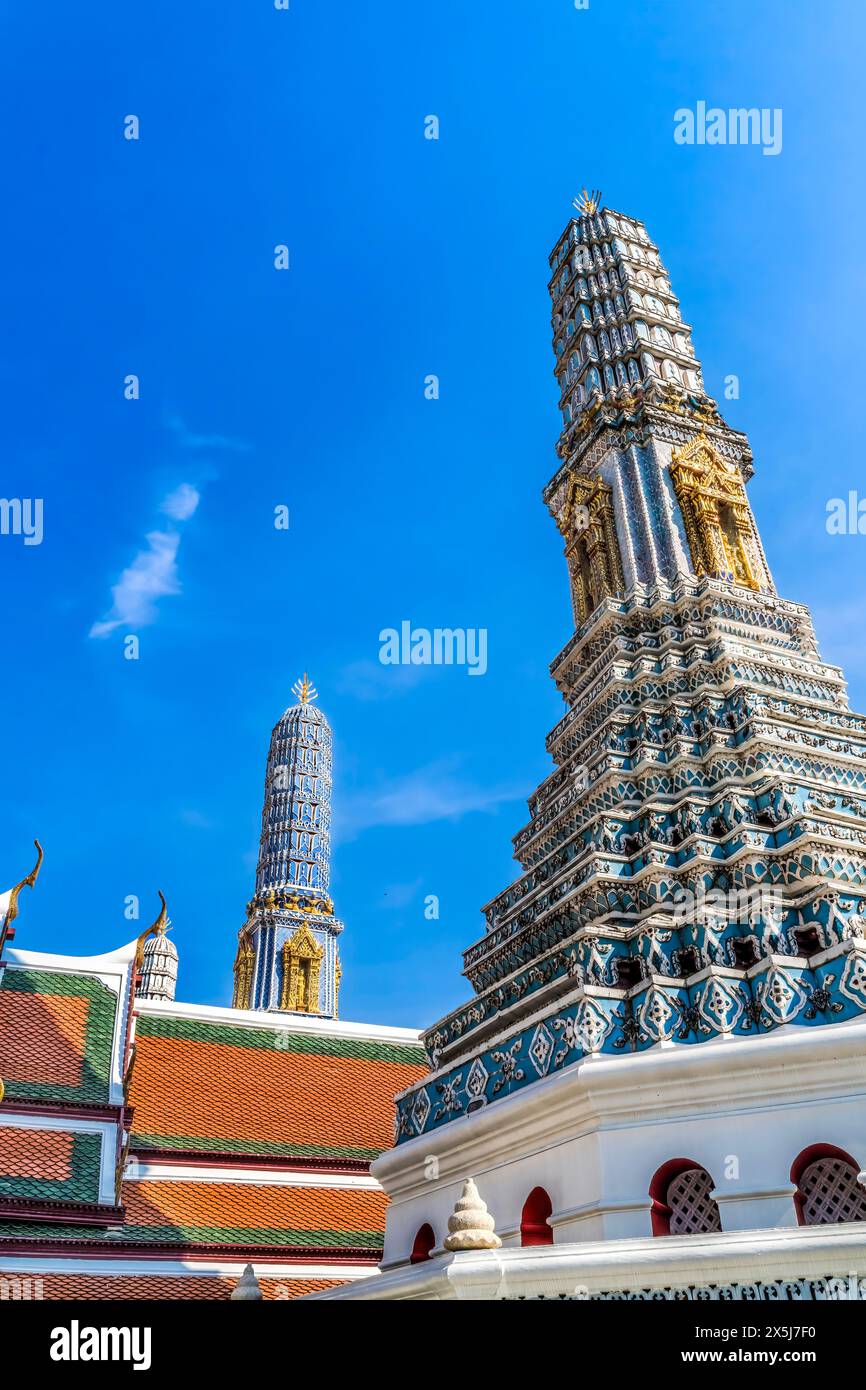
[669,433,767,590]
[280,923,324,1012]
[232,925,255,1011]
[558,472,625,626]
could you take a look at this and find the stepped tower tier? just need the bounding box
[232,675,344,1016]
[392,198,866,1149]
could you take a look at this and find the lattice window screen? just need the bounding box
[667,1167,722,1235]
[800,1158,866,1226]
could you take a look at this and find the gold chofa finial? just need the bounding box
[135,891,171,968]
[573,188,602,217]
[0,840,44,948]
[151,890,171,936]
[292,673,318,704]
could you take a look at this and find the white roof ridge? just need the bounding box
[136,993,422,1044]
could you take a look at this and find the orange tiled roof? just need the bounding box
[0,1125,103,1206]
[0,992,88,1090]
[0,1176,388,1252]
[0,968,117,1105]
[130,1014,426,1162]
[119,1178,388,1249]
[0,1127,74,1181]
[0,1271,344,1300]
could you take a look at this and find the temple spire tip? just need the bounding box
[291,672,318,704]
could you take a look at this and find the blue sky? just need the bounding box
[2,0,865,1028]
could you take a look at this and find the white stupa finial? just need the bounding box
[443,1177,502,1251]
[230,1263,263,1300]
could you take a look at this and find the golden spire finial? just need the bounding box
[573,188,602,217]
[291,672,318,704]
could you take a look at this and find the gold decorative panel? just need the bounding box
[670,433,767,590]
[231,927,254,1011]
[280,923,324,1013]
[559,473,626,625]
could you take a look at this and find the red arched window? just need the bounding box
[520,1187,553,1246]
[409,1223,436,1263]
[649,1158,722,1237]
[790,1144,866,1226]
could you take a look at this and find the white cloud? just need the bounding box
[89,530,181,638]
[89,483,201,639]
[336,759,524,839]
[166,414,251,452]
[161,483,200,521]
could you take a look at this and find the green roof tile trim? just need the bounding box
[0,969,117,1105]
[0,1221,382,1250]
[119,1225,383,1248]
[0,1221,117,1242]
[0,1133,102,1204]
[131,1132,381,1161]
[135,1012,424,1066]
